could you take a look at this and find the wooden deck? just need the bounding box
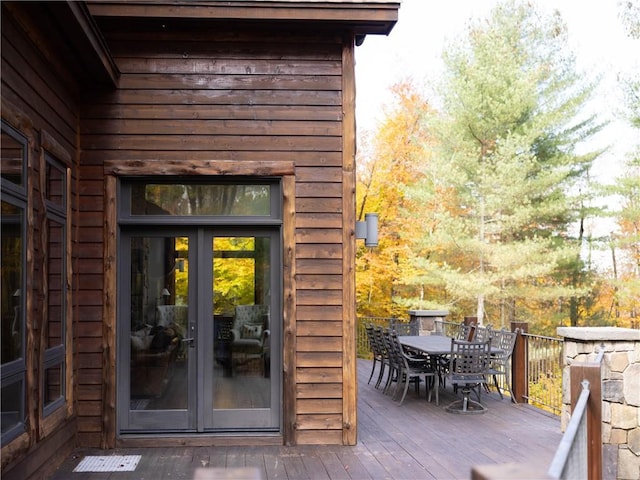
[50,359,561,479]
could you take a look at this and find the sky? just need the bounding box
[354,0,640,187]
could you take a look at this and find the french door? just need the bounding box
[118,227,281,434]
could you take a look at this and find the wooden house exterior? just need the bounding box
[0,1,398,478]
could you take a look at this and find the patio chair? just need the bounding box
[372,326,391,389]
[474,324,492,343]
[391,332,438,406]
[445,338,490,414]
[486,328,518,402]
[457,320,477,342]
[365,324,382,385]
[380,328,402,395]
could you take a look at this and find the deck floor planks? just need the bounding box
[280,451,309,479]
[334,448,373,480]
[50,359,561,480]
[300,450,333,479]
[263,451,289,479]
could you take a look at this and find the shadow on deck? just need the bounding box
[50,359,561,479]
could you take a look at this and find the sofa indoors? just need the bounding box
[130,324,181,397]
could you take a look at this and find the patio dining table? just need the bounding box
[398,335,505,356]
[398,334,457,355]
[398,335,505,409]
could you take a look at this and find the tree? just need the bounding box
[605,0,640,324]
[356,81,433,317]
[404,0,604,327]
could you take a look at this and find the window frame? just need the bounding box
[38,139,71,425]
[0,120,29,446]
[118,177,283,226]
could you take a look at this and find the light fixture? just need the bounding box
[356,213,378,247]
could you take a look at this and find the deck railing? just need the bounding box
[521,332,564,415]
[547,348,604,480]
[357,317,565,415]
[356,317,400,358]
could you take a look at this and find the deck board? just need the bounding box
[50,359,561,479]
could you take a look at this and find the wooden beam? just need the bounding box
[64,1,120,86]
[341,34,357,446]
[105,160,295,177]
[511,321,529,404]
[282,174,297,445]
[102,175,117,448]
[86,1,400,35]
[570,362,603,480]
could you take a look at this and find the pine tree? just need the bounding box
[405,0,604,327]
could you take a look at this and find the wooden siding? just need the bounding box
[1,4,80,474]
[78,27,350,446]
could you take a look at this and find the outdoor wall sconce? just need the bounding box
[356,213,379,247]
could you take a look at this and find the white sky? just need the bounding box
[354,0,640,186]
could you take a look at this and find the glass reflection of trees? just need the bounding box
[133,183,270,216]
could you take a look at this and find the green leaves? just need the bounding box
[406,0,603,326]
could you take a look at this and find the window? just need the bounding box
[1,120,28,445]
[42,152,68,416]
[120,179,281,224]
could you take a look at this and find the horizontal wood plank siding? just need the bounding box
[80,27,348,445]
[1,5,80,474]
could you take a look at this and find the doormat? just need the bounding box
[73,455,141,472]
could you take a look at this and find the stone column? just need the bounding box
[408,310,449,335]
[557,327,640,480]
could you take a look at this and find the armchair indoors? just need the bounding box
[156,305,188,333]
[230,304,270,376]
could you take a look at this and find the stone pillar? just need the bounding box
[557,327,640,480]
[408,310,449,335]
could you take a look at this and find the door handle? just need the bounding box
[182,323,196,348]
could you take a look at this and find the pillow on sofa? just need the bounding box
[131,333,153,351]
[241,324,262,340]
[150,326,178,351]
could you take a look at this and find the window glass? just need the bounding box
[44,364,63,408]
[1,128,25,187]
[0,378,24,436]
[131,183,270,216]
[47,218,64,348]
[42,152,68,418]
[1,201,24,364]
[45,155,65,208]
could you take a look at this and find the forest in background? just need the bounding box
[355,0,639,336]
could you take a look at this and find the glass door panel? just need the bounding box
[123,234,193,431]
[207,235,276,430]
[119,229,280,433]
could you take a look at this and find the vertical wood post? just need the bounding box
[341,34,358,446]
[282,174,296,446]
[570,362,602,480]
[102,175,117,448]
[464,316,477,341]
[511,321,528,403]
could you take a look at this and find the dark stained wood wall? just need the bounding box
[1,4,79,476]
[78,28,350,446]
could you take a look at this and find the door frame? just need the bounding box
[102,166,296,447]
[117,227,282,434]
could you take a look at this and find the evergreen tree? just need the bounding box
[405,0,604,327]
[606,0,640,324]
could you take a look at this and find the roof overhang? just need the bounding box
[3,1,120,88]
[85,1,399,36]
